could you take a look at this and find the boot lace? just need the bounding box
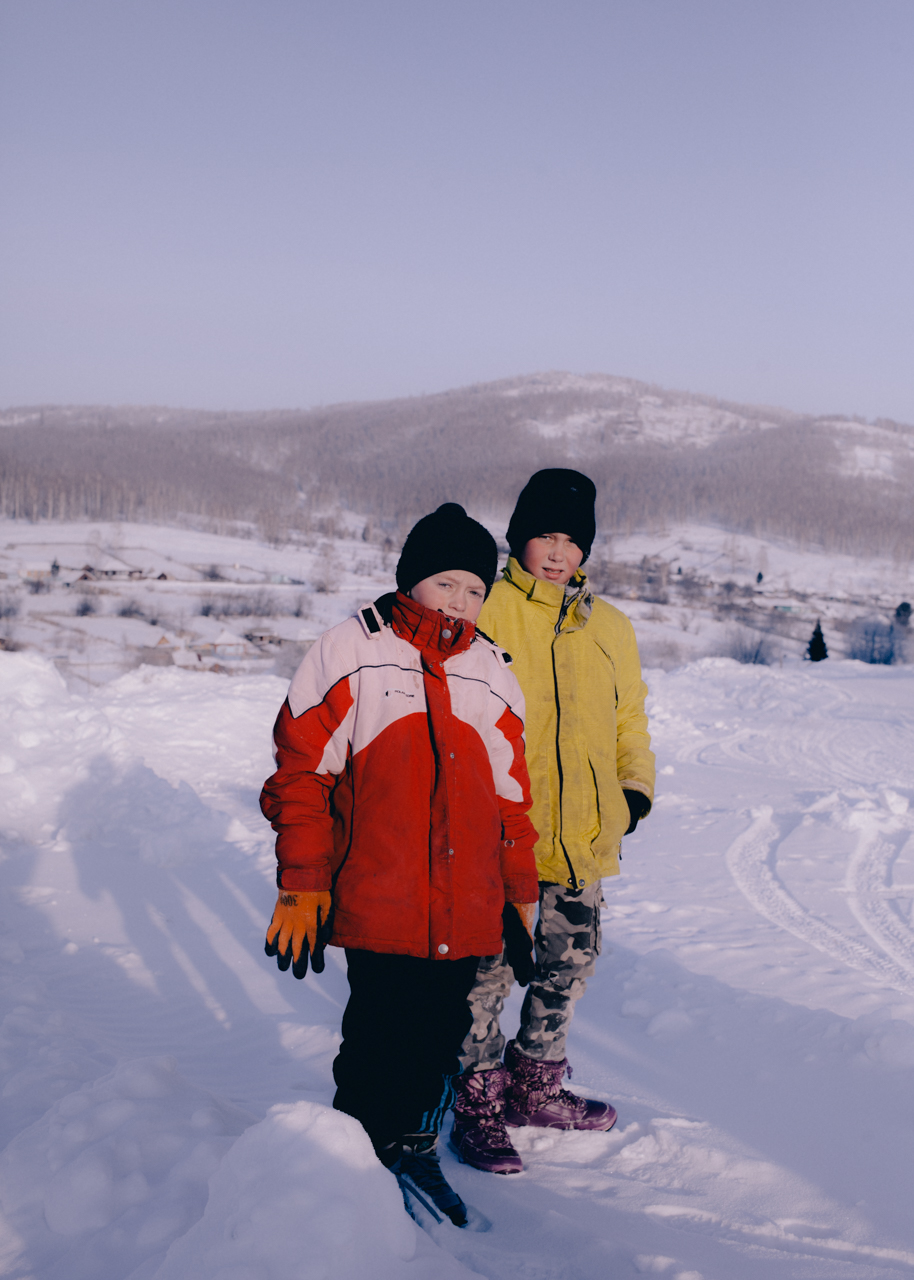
[553,1084,590,1114]
[472,1112,514,1145]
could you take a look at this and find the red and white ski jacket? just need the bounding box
[260,592,539,960]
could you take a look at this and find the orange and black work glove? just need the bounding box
[502,901,536,986]
[265,890,333,979]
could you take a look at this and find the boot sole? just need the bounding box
[505,1105,618,1132]
[448,1136,524,1175]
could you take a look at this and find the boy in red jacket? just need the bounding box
[260,504,538,1226]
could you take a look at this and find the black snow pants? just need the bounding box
[332,948,478,1151]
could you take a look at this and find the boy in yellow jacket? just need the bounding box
[450,469,655,1175]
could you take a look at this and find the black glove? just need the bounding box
[502,902,536,986]
[623,789,651,836]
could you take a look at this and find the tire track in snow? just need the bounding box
[725,809,914,996]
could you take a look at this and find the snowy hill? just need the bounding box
[4,371,914,559]
[490,370,798,447]
[4,648,914,1278]
[495,370,914,464]
[6,369,911,454]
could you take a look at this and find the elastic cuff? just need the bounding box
[620,782,652,810]
[277,867,331,892]
[502,876,539,904]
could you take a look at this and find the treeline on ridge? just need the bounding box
[2,376,913,558]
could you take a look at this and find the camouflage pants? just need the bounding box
[459,880,603,1069]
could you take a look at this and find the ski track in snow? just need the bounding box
[659,659,914,1002]
[4,652,914,1278]
[642,1204,914,1274]
[844,814,914,986]
[725,807,914,997]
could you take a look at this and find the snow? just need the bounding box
[0,518,393,687]
[4,517,913,693]
[591,522,914,671]
[491,372,914,478]
[603,522,912,606]
[494,372,792,447]
[4,611,914,1274]
[0,1058,253,1280]
[151,1101,470,1280]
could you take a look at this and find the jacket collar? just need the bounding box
[501,556,593,632]
[390,591,475,658]
[502,556,588,606]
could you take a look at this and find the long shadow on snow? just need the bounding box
[0,757,353,1280]
[47,755,347,1114]
[0,835,117,1148]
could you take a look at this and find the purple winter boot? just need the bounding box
[504,1040,618,1131]
[449,1065,524,1175]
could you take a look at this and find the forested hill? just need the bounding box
[3,371,914,557]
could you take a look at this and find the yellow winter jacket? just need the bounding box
[478,557,654,889]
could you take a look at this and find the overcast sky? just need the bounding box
[2,0,913,419]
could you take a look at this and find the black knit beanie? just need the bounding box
[396,503,498,597]
[506,468,597,563]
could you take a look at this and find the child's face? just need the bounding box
[410,569,487,622]
[521,533,584,586]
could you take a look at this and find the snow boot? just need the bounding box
[449,1065,524,1175]
[503,1040,617,1131]
[381,1134,469,1227]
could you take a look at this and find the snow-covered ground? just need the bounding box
[601,523,914,670]
[3,517,913,688]
[3,639,914,1279]
[0,519,392,688]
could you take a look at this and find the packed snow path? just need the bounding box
[2,653,914,1280]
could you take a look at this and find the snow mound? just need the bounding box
[0,1057,254,1280]
[150,1101,478,1280]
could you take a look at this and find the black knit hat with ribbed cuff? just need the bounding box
[506,468,597,563]
[396,503,498,597]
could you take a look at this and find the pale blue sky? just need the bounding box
[2,1,913,419]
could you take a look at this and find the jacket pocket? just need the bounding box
[589,760,629,847]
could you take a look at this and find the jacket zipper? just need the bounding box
[552,620,579,889]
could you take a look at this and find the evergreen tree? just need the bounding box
[807,620,828,662]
